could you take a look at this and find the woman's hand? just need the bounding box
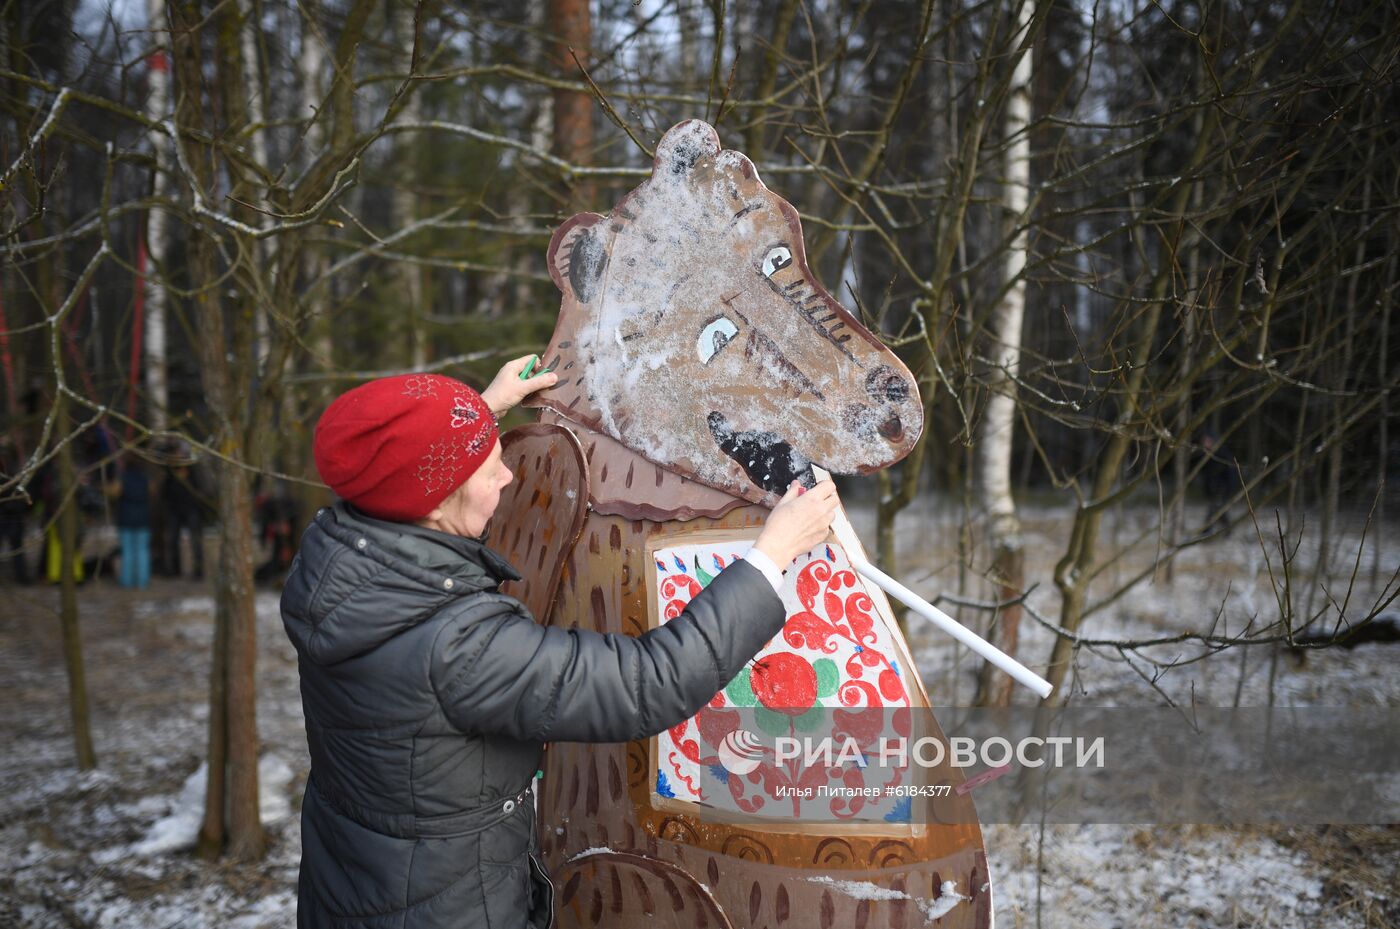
[751,479,840,567]
[481,354,560,416]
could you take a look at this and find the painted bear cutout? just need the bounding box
[530,118,923,507]
[493,120,990,929]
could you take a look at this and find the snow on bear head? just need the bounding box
[531,119,922,505]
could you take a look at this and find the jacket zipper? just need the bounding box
[527,851,555,929]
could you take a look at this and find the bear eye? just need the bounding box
[697,316,739,364]
[761,245,793,278]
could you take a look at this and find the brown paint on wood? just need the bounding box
[589,586,605,630]
[608,865,624,914]
[608,755,623,801]
[887,877,907,928]
[539,410,745,522]
[627,743,647,787]
[632,872,655,915]
[871,839,916,868]
[562,871,582,906]
[660,872,685,911]
[812,837,855,867]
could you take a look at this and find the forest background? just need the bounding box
[2,0,1397,925]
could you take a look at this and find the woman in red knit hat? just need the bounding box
[281,355,838,929]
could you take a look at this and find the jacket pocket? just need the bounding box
[526,852,555,929]
[481,859,528,929]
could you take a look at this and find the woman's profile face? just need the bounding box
[421,439,513,538]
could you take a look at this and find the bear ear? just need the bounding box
[653,119,721,180]
[548,213,609,302]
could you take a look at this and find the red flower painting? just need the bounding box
[653,540,913,820]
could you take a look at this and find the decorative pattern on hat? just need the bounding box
[449,395,480,428]
[418,433,476,497]
[416,387,495,498]
[402,375,441,400]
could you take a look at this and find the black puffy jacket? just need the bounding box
[280,502,785,929]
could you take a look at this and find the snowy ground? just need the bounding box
[0,579,306,929]
[868,495,1400,929]
[0,500,1396,928]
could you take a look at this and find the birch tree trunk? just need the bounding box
[240,0,272,380]
[142,0,172,432]
[974,0,1034,708]
[297,0,331,379]
[509,0,551,315]
[393,0,426,368]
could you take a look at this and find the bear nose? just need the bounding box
[843,404,905,444]
[865,365,911,404]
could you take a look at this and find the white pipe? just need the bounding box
[847,556,1053,700]
[810,467,1053,700]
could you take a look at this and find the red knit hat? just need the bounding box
[312,373,498,521]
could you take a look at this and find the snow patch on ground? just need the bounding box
[986,824,1350,929]
[128,761,207,857]
[100,753,296,860]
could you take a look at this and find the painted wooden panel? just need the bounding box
[484,118,992,929]
[649,534,914,825]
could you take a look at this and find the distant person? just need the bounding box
[1200,431,1240,534]
[254,484,296,583]
[0,435,32,584]
[35,459,84,584]
[113,458,152,589]
[162,462,205,579]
